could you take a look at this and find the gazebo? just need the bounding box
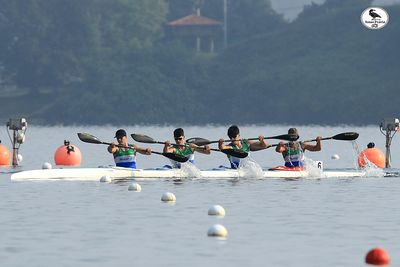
[166,10,222,53]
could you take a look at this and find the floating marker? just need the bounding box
[358,147,385,168]
[0,144,10,166]
[365,248,390,265]
[161,192,176,202]
[208,205,226,217]
[54,140,82,166]
[331,154,340,160]
[207,224,228,237]
[100,175,112,183]
[42,162,52,169]
[128,182,141,192]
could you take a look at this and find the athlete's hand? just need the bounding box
[145,148,152,155]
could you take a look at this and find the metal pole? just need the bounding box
[223,0,227,48]
[385,130,391,168]
[12,130,17,167]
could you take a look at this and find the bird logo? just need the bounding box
[361,7,388,30]
[369,9,382,19]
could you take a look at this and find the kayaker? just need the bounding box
[275,128,321,168]
[218,125,268,169]
[163,128,211,168]
[107,129,151,168]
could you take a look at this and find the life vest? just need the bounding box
[282,142,304,168]
[114,147,137,168]
[228,140,250,169]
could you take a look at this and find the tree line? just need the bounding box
[0,0,398,125]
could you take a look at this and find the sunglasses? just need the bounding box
[174,137,184,141]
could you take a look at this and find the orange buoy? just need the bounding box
[358,142,385,168]
[54,140,82,166]
[365,248,390,265]
[0,143,11,166]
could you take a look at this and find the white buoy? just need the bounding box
[207,224,228,237]
[208,205,226,217]
[128,182,141,192]
[331,154,340,160]
[100,175,112,183]
[161,192,176,202]
[42,162,52,169]
[17,154,23,163]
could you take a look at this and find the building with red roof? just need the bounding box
[166,10,223,53]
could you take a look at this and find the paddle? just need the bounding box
[186,134,298,146]
[303,132,359,142]
[77,133,189,163]
[131,134,248,158]
[131,133,168,145]
[218,149,248,158]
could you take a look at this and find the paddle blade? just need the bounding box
[163,152,189,163]
[131,134,156,144]
[221,149,248,159]
[77,133,103,144]
[332,132,359,141]
[186,137,211,146]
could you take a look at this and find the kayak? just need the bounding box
[10,166,373,181]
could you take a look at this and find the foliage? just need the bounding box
[0,0,399,125]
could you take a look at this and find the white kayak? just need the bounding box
[10,166,372,181]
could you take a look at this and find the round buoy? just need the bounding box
[161,192,176,202]
[128,183,141,192]
[207,224,228,237]
[42,162,52,169]
[331,154,340,160]
[358,146,385,168]
[0,144,11,166]
[100,175,112,183]
[54,140,82,166]
[365,248,390,265]
[208,205,226,217]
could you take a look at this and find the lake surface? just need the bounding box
[1,125,399,267]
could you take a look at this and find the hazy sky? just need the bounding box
[270,0,400,21]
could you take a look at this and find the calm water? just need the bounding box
[1,125,399,267]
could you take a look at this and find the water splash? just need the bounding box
[179,162,202,178]
[351,141,361,169]
[237,157,264,178]
[304,157,325,178]
[360,153,385,178]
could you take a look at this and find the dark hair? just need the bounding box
[115,129,127,138]
[227,125,240,139]
[173,128,184,138]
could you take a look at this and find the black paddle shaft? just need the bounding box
[187,134,298,146]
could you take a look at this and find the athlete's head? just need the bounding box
[115,129,127,139]
[228,125,240,139]
[174,128,185,141]
[288,128,298,136]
